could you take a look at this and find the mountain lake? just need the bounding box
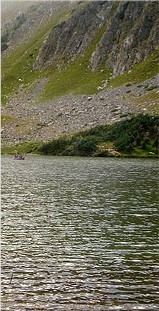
[1,155,158,311]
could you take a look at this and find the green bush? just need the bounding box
[111,114,159,152]
[1,32,9,52]
[114,133,134,152]
[74,137,97,156]
[38,137,69,155]
[1,41,8,52]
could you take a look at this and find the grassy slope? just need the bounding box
[1,4,73,104]
[108,48,159,87]
[40,25,112,100]
[2,22,112,104]
[106,48,159,114]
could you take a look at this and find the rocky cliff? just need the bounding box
[34,1,159,76]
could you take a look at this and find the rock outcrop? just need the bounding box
[34,1,159,76]
[90,1,159,75]
[34,1,113,69]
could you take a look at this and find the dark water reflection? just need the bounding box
[1,155,159,310]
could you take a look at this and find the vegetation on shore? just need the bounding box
[2,115,159,158]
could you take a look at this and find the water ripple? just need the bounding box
[1,156,159,310]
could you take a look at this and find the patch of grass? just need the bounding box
[107,48,159,88]
[40,61,111,100]
[94,141,116,157]
[110,1,120,16]
[1,141,41,155]
[97,141,115,149]
[40,25,112,100]
[132,147,158,158]
[127,90,159,115]
[1,114,16,125]
[135,90,159,104]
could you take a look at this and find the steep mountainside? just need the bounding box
[90,1,159,76]
[34,1,159,76]
[1,1,71,57]
[1,0,159,149]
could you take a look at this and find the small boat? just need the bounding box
[14,154,25,160]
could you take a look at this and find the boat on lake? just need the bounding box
[14,154,25,160]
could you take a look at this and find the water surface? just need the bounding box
[1,155,159,310]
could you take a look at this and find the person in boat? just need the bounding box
[14,154,24,159]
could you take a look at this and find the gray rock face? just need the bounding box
[34,1,113,69]
[34,1,159,76]
[91,1,159,76]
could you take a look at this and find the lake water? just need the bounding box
[1,155,159,311]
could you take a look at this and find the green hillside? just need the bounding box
[2,21,111,103]
[1,4,73,104]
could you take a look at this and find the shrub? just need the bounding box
[1,41,8,52]
[114,133,134,152]
[37,114,159,156]
[110,114,159,153]
[74,137,97,156]
[1,32,9,51]
[38,137,69,155]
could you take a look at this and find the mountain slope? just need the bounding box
[1,0,159,149]
[1,1,72,56]
[34,1,159,76]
